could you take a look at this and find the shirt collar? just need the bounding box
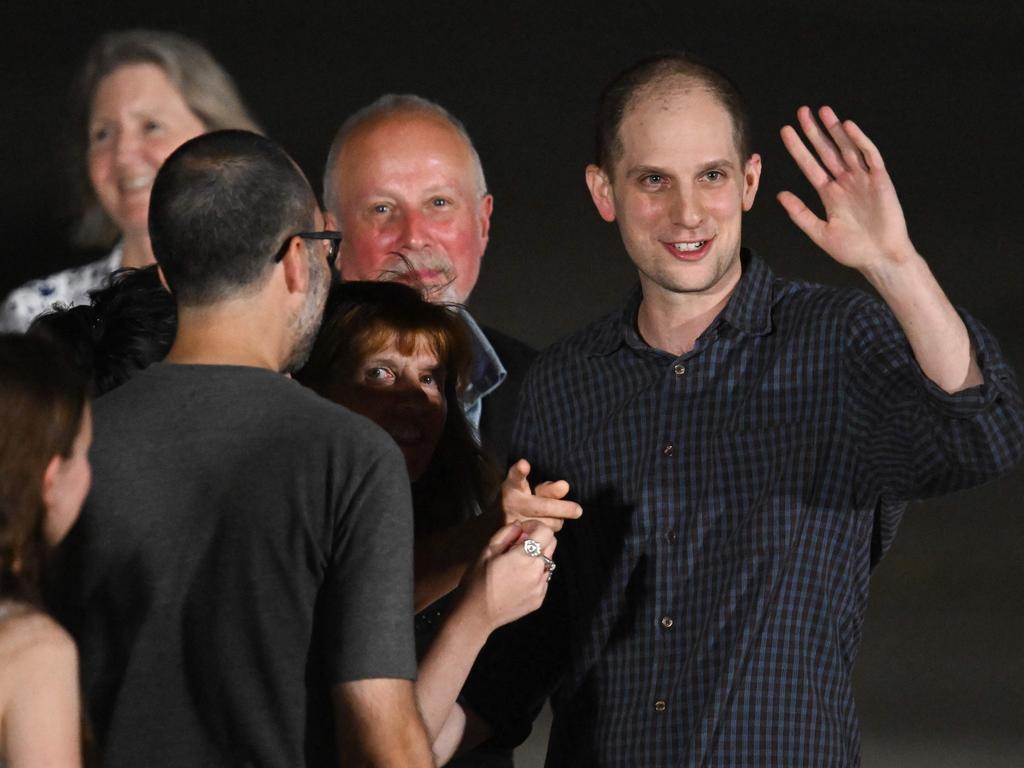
[589,249,775,357]
[457,307,507,408]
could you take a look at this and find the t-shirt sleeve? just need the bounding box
[320,437,418,684]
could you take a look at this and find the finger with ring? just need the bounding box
[523,539,542,557]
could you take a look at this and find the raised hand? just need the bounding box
[777,106,917,276]
[500,459,581,532]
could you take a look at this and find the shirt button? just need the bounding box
[665,529,677,544]
[662,443,674,457]
[654,700,667,712]
[673,363,686,375]
[660,616,674,629]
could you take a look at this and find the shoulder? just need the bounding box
[0,250,120,332]
[0,607,77,684]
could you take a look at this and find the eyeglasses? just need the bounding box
[273,230,343,265]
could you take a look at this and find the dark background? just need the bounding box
[2,1,1021,764]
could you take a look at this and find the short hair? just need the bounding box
[149,130,317,307]
[29,266,176,396]
[297,281,500,534]
[70,28,262,248]
[595,51,752,171]
[323,94,487,213]
[0,333,88,604]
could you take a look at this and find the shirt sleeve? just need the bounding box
[320,438,419,684]
[842,295,1024,511]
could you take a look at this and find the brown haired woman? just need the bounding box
[300,281,574,765]
[0,334,92,766]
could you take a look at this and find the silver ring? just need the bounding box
[523,539,542,557]
[541,555,556,573]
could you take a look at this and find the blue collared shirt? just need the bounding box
[457,307,507,434]
[464,251,1024,767]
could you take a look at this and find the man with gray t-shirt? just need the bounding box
[54,131,433,767]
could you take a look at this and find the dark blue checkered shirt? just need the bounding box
[463,251,1024,767]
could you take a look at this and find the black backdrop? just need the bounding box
[2,1,1021,762]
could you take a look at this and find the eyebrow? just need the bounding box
[626,158,738,177]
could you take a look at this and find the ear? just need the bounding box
[585,164,617,223]
[41,454,63,511]
[280,236,309,295]
[324,210,339,230]
[741,153,762,212]
[478,193,494,247]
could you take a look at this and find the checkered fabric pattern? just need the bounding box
[463,251,1024,767]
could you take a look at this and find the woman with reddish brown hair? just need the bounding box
[0,333,92,766]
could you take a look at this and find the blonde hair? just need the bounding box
[70,29,262,248]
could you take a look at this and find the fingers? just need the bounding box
[503,459,531,488]
[516,519,556,549]
[842,118,885,171]
[776,190,826,249]
[780,123,831,190]
[486,523,523,556]
[534,479,570,499]
[795,105,846,179]
[818,106,869,173]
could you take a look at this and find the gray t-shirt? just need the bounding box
[54,363,416,766]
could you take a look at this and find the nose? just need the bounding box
[669,185,704,230]
[398,210,430,250]
[113,128,142,167]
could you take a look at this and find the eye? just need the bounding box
[702,170,724,182]
[364,366,395,383]
[371,203,391,215]
[142,119,162,134]
[89,126,111,146]
[431,198,450,207]
[640,174,666,188]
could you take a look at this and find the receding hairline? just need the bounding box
[323,95,488,211]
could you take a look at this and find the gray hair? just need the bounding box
[322,94,487,213]
[70,29,262,248]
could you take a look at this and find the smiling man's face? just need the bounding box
[587,84,761,304]
[329,112,492,304]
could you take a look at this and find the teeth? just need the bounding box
[674,241,706,252]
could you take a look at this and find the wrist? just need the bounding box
[859,244,927,295]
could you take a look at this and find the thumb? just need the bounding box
[487,523,524,556]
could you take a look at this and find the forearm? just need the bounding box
[415,595,493,745]
[861,247,982,393]
[333,679,433,768]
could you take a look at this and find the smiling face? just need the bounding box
[586,85,761,306]
[335,334,448,481]
[329,112,492,304]
[87,63,207,243]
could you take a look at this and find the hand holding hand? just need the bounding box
[459,520,555,633]
[777,106,918,276]
[500,459,581,532]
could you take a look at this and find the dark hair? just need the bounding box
[0,334,88,604]
[298,281,500,535]
[149,130,317,306]
[595,51,752,171]
[69,28,261,248]
[29,266,176,396]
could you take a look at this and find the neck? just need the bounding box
[119,232,156,269]
[636,268,741,357]
[165,297,288,372]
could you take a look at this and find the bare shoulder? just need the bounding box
[0,606,77,686]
